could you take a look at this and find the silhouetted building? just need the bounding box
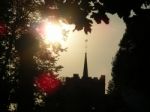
[61,52,106,112]
[45,52,106,112]
[64,52,105,95]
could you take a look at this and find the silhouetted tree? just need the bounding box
[0,0,64,111]
[42,0,150,33]
[111,14,150,112]
[107,80,115,95]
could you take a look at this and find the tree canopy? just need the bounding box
[1,0,150,35]
[41,0,150,33]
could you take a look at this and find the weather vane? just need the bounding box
[85,38,88,53]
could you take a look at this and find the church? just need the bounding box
[64,52,105,96]
[44,52,106,112]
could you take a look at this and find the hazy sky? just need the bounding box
[58,14,126,88]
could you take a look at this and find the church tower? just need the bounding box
[82,52,88,79]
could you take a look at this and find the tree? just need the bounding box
[41,0,150,33]
[111,14,150,111]
[0,0,64,111]
[107,80,115,95]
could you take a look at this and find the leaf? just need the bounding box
[101,14,109,24]
[73,24,84,31]
[84,26,92,34]
[91,12,109,24]
[84,18,93,34]
[91,12,102,24]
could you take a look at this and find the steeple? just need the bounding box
[82,52,88,79]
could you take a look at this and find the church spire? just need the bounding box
[82,52,88,79]
[82,37,88,79]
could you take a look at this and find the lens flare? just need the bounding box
[35,73,61,94]
[0,21,7,36]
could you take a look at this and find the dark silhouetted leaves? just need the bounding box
[53,0,150,33]
[111,14,150,102]
[84,19,93,34]
[91,13,109,24]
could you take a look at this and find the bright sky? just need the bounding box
[57,14,126,88]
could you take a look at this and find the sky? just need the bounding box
[58,14,126,88]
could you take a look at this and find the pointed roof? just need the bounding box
[82,52,88,79]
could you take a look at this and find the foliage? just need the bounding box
[111,14,150,93]
[0,0,64,111]
[107,80,115,95]
[40,0,150,34]
[109,14,150,111]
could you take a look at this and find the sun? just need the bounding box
[36,19,73,46]
[44,22,63,44]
